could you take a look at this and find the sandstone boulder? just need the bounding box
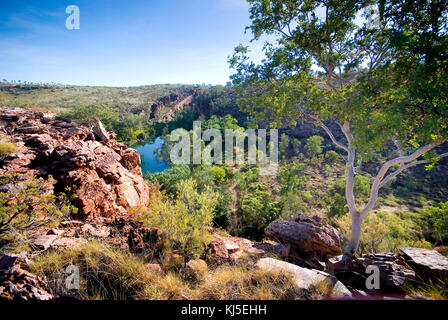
[400,247,448,280]
[256,258,352,299]
[51,237,87,250]
[265,215,343,257]
[207,237,229,263]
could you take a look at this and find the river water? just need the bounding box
[133,136,169,174]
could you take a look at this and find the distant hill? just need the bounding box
[0,82,197,114]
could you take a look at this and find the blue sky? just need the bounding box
[0,0,264,86]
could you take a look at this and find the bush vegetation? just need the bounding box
[0,173,77,239]
[135,179,219,260]
[0,140,18,157]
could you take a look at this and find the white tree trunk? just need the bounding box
[314,120,444,259]
[345,211,363,256]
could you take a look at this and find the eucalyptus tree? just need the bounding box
[230,0,448,257]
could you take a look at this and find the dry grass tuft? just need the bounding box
[30,240,317,300]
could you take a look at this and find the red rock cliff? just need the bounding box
[0,107,150,218]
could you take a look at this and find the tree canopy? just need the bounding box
[230,0,448,256]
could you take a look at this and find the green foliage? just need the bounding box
[240,189,281,239]
[335,211,431,255]
[334,175,371,199]
[211,165,226,182]
[304,135,324,159]
[328,193,348,218]
[0,173,77,237]
[235,167,259,189]
[278,162,308,194]
[325,150,339,164]
[64,101,119,130]
[230,0,448,251]
[419,201,448,244]
[279,133,290,159]
[280,191,309,218]
[230,0,448,147]
[202,114,243,131]
[144,164,230,230]
[137,179,219,259]
[292,139,302,156]
[213,189,233,229]
[0,141,18,157]
[143,165,191,195]
[328,175,371,217]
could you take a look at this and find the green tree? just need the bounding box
[66,101,119,131]
[240,189,281,239]
[279,133,290,159]
[304,135,324,159]
[230,0,448,257]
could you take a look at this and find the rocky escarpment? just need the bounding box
[150,91,196,122]
[0,107,150,218]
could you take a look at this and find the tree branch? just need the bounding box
[303,114,349,153]
[379,152,448,188]
[360,142,443,218]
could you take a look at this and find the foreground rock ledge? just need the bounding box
[0,107,150,217]
[256,258,352,299]
[400,247,448,280]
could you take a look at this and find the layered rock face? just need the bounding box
[0,107,150,218]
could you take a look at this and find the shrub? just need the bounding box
[304,135,324,159]
[136,179,219,260]
[325,150,339,164]
[236,167,259,189]
[240,190,281,239]
[211,165,226,182]
[280,191,309,218]
[0,173,76,237]
[292,139,302,156]
[143,164,191,195]
[63,101,119,130]
[279,133,290,159]
[419,201,448,244]
[328,193,347,217]
[278,162,308,194]
[0,140,18,157]
[213,189,233,228]
[335,211,431,255]
[328,175,371,216]
[333,175,371,199]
